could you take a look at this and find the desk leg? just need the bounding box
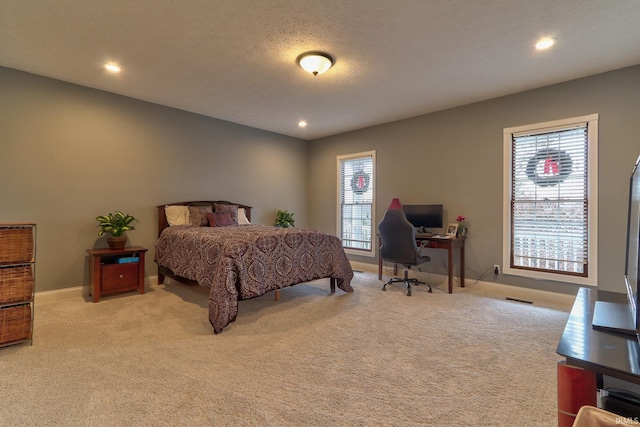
[378,235,383,280]
[460,244,465,288]
[448,246,454,294]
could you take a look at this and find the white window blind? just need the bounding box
[511,124,589,276]
[338,152,375,255]
[503,112,601,287]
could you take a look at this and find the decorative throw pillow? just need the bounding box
[214,203,238,224]
[238,208,251,225]
[165,205,191,226]
[188,205,213,226]
[207,212,235,227]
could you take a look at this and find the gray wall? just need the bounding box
[0,66,308,292]
[3,64,638,295]
[308,65,640,294]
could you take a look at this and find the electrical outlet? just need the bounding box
[494,264,500,275]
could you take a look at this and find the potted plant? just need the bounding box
[274,210,295,228]
[96,211,139,250]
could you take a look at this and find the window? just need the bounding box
[337,151,376,257]
[502,114,598,285]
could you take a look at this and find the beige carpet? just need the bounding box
[0,272,569,426]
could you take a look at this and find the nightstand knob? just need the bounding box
[119,274,124,279]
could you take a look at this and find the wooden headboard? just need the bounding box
[157,201,253,237]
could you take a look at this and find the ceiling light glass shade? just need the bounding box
[535,38,555,50]
[297,52,334,76]
[104,63,121,73]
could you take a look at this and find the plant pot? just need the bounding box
[107,236,127,250]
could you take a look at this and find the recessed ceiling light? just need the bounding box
[535,38,556,50]
[104,63,121,73]
[298,120,308,128]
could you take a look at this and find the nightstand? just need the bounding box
[87,246,147,302]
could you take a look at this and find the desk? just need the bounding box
[557,287,640,384]
[378,235,466,294]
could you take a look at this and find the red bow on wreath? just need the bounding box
[543,157,559,175]
[525,149,573,187]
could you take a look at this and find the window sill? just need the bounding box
[344,248,375,258]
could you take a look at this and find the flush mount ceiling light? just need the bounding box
[535,37,556,50]
[296,51,335,76]
[104,63,121,73]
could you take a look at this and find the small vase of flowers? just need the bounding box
[456,215,467,237]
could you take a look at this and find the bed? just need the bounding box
[154,201,354,333]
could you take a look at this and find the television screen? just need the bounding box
[625,155,640,332]
[592,154,640,340]
[402,204,443,230]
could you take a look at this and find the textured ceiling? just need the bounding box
[1,0,640,140]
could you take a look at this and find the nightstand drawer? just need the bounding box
[101,262,139,292]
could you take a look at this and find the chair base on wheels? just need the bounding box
[382,268,432,296]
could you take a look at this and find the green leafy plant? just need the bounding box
[274,210,295,228]
[96,211,139,237]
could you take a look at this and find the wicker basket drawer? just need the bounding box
[0,226,34,264]
[0,303,32,344]
[0,265,34,305]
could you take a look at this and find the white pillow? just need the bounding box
[238,208,251,225]
[165,205,191,226]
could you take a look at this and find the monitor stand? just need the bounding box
[415,227,435,237]
[592,301,636,336]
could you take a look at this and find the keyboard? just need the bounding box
[415,233,435,238]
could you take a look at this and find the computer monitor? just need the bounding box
[402,204,443,232]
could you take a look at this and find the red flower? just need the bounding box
[456,215,465,222]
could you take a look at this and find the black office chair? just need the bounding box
[378,209,432,296]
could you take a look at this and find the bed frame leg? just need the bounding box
[330,278,336,293]
[158,273,165,286]
[274,290,280,301]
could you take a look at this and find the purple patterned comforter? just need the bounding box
[154,225,354,333]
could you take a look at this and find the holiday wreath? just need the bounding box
[525,149,573,187]
[350,170,370,194]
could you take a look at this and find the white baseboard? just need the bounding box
[34,275,159,303]
[34,286,84,303]
[470,280,574,310]
[350,260,574,310]
[35,267,574,311]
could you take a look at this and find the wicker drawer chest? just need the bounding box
[0,223,36,348]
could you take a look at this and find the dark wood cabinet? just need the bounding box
[87,246,147,302]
